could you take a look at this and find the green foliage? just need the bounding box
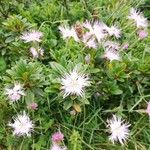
[45,61,91,111]
[0,57,6,73]
[2,15,33,33]
[69,130,82,150]
[140,0,150,19]
[5,59,45,88]
[0,0,150,150]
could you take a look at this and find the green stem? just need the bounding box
[64,0,69,16]
[38,20,69,30]
[19,138,24,150]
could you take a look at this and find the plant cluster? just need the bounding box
[0,0,150,150]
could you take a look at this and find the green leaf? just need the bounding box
[5,36,14,43]
[25,90,35,104]
[50,62,66,74]
[44,86,59,93]
[0,57,6,72]
[50,39,57,47]
[89,68,100,73]
[43,119,54,131]
[111,88,123,95]
[79,97,90,104]
[69,130,82,150]
[63,100,73,110]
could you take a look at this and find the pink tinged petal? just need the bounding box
[61,69,90,98]
[59,25,79,42]
[83,21,108,42]
[128,8,148,28]
[82,33,97,49]
[103,41,120,51]
[5,83,25,102]
[107,115,130,145]
[103,50,121,61]
[86,38,97,49]
[8,112,34,136]
[93,22,107,42]
[28,102,38,110]
[106,26,121,38]
[10,93,21,101]
[83,21,93,33]
[30,47,39,58]
[30,47,44,58]
[21,30,43,43]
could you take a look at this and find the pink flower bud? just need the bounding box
[138,30,148,39]
[122,43,129,50]
[28,102,38,110]
[52,132,64,143]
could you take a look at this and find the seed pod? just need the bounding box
[75,21,83,39]
[73,103,81,112]
[70,110,76,116]
[85,54,91,64]
[92,9,99,20]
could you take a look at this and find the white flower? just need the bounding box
[51,144,67,150]
[83,21,108,42]
[39,48,44,56]
[83,21,93,33]
[93,22,108,42]
[20,30,43,43]
[61,69,90,98]
[30,47,44,58]
[103,50,121,61]
[128,8,148,28]
[8,112,34,136]
[30,47,38,58]
[103,41,120,51]
[106,25,121,38]
[107,115,130,145]
[82,32,97,49]
[103,41,121,61]
[5,83,25,102]
[86,38,97,49]
[59,25,79,42]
